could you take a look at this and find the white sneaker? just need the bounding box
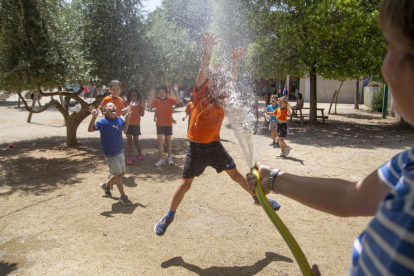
[284,146,292,156]
[155,159,166,167]
[276,152,285,157]
[167,157,174,165]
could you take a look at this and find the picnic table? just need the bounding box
[290,107,329,124]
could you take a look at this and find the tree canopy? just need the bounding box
[81,0,147,91]
[244,0,386,123]
[0,0,67,93]
[0,0,388,142]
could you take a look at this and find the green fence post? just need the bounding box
[382,84,388,118]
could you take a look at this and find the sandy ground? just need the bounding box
[0,94,413,276]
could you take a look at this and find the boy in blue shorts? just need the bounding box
[88,102,133,205]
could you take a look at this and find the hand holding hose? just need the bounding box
[246,163,274,194]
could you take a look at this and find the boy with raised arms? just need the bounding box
[88,102,133,206]
[154,33,281,236]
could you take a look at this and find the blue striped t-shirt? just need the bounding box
[350,146,414,275]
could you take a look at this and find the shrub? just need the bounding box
[371,88,384,113]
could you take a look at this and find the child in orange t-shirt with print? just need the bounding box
[154,33,281,236]
[124,88,146,164]
[265,96,291,157]
[148,84,180,167]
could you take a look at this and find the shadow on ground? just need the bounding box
[100,201,147,218]
[0,136,190,196]
[0,261,18,275]
[160,252,292,276]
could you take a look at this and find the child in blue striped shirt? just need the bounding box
[247,1,414,274]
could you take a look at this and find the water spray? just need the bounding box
[226,84,312,276]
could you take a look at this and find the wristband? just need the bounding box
[268,169,280,193]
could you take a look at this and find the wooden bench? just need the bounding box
[290,107,329,124]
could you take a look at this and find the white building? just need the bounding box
[299,75,364,104]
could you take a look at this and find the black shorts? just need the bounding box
[157,126,173,135]
[277,122,287,137]
[182,141,236,179]
[126,125,141,136]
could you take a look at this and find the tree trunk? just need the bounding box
[66,117,80,146]
[65,102,94,146]
[328,81,343,115]
[27,93,39,123]
[309,67,317,124]
[354,79,359,109]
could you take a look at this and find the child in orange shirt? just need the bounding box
[124,88,146,164]
[148,84,180,166]
[181,93,194,127]
[154,33,281,236]
[265,96,291,157]
[99,80,130,116]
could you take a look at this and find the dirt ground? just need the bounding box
[0,95,413,276]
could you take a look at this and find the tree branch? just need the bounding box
[17,92,66,114]
[37,88,84,97]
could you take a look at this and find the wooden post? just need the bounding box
[382,84,388,118]
[354,79,360,109]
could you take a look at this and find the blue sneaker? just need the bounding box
[253,196,281,211]
[274,142,281,148]
[267,198,281,210]
[154,215,174,236]
[269,141,275,146]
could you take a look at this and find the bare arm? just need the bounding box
[139,101,145,117]
[88,106,98,132]
[195,33,221,89]
[182,114,189,121]
[247,163,390,217]
[147,87,156,109]
[172,83,181,105]
[263,108,275,116]
[124,108,132,133]
[229,47,246,83]
[121,107,129,115]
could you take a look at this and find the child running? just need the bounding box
[124,88,146,165]
[154,33,281,236]
[181,93,194,127]
[265,94,280,148]
[148,84,181,166]
[264,96,291,157]
[88,102,133,206]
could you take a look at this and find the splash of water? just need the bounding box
[224,82,258,169]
